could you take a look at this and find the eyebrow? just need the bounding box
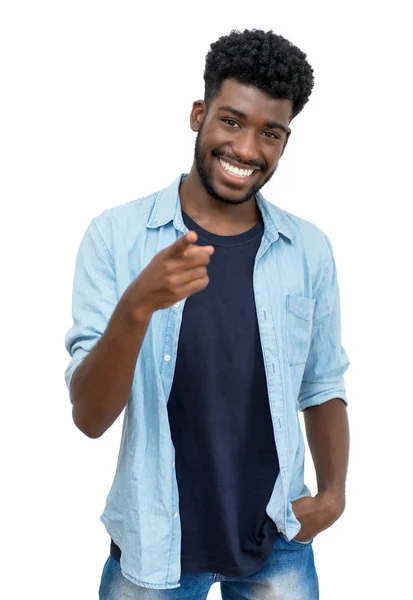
[217,105,291,134]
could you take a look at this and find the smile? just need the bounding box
[218,158,256,179]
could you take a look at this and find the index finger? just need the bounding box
[169,230,198,256]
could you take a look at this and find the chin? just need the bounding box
[210,183,256,205]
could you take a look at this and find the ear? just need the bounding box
[190,100,207,132]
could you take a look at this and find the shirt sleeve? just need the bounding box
[297,235,350,412]
[64,218,118,403]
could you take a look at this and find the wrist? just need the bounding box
[116,294,153,328]
[119,285,154,323]
[317,489,345,517]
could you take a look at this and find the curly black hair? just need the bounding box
[204,29,314,119]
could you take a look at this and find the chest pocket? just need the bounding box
[285,294,316,366]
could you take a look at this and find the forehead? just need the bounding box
[210,78,292,124]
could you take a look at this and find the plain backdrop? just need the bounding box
[1,1,412,598]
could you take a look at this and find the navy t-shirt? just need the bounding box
[110,209,280,577]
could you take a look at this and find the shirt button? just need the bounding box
[172,461,175,468]
[164,355,171,362]
[173,302,181,308]
[174,512,178,518]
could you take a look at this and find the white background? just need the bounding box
[1,1,412,598]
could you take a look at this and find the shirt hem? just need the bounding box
[100,514,181,590]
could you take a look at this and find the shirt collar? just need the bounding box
[146,173,294,244]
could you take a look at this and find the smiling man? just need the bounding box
[65,29,350,600]
[187,81,292,219]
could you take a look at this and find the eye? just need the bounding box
[263,131,281,140]
[221,118,240,128]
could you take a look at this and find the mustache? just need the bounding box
[213,150,264,171]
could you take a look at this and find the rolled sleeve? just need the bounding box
[297,236,350,412]
[64,218,118,402]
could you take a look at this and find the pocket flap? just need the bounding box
[286,294,316,322]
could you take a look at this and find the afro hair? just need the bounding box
[204,29,314,119]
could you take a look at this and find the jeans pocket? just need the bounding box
[281,533,313,546]
[285,294,316,366]
[290,536,313,546]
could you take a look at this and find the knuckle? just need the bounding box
[164,259,176,274]
[165,273,175,288]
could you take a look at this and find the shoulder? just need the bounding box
[261,198,336,296]
[268,200,334,267]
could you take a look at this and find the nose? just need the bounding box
[231,129,260,164]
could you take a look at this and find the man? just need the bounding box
[65,29,350,599]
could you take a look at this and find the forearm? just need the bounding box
[70,299,152,439]
[303,398,349,508]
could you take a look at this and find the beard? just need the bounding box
[194,125,278,206]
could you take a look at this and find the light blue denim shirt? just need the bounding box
[64,173,350,590]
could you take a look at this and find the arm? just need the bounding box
[70,304,151,439]
[292,399,349,540]
[64,222,212,439]
[304,397,349,511]
[292,236,350,540]
[64,219,152,439]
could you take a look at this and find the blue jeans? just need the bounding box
[99,533,319,599]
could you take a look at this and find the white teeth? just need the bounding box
[219,158,254,178]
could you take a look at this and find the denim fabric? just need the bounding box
[64,173,349,590]
[99,534,319,599]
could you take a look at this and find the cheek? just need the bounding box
[202,125,228,148]
[265,147,283,166]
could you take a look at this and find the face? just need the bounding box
[191,78,293,205]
